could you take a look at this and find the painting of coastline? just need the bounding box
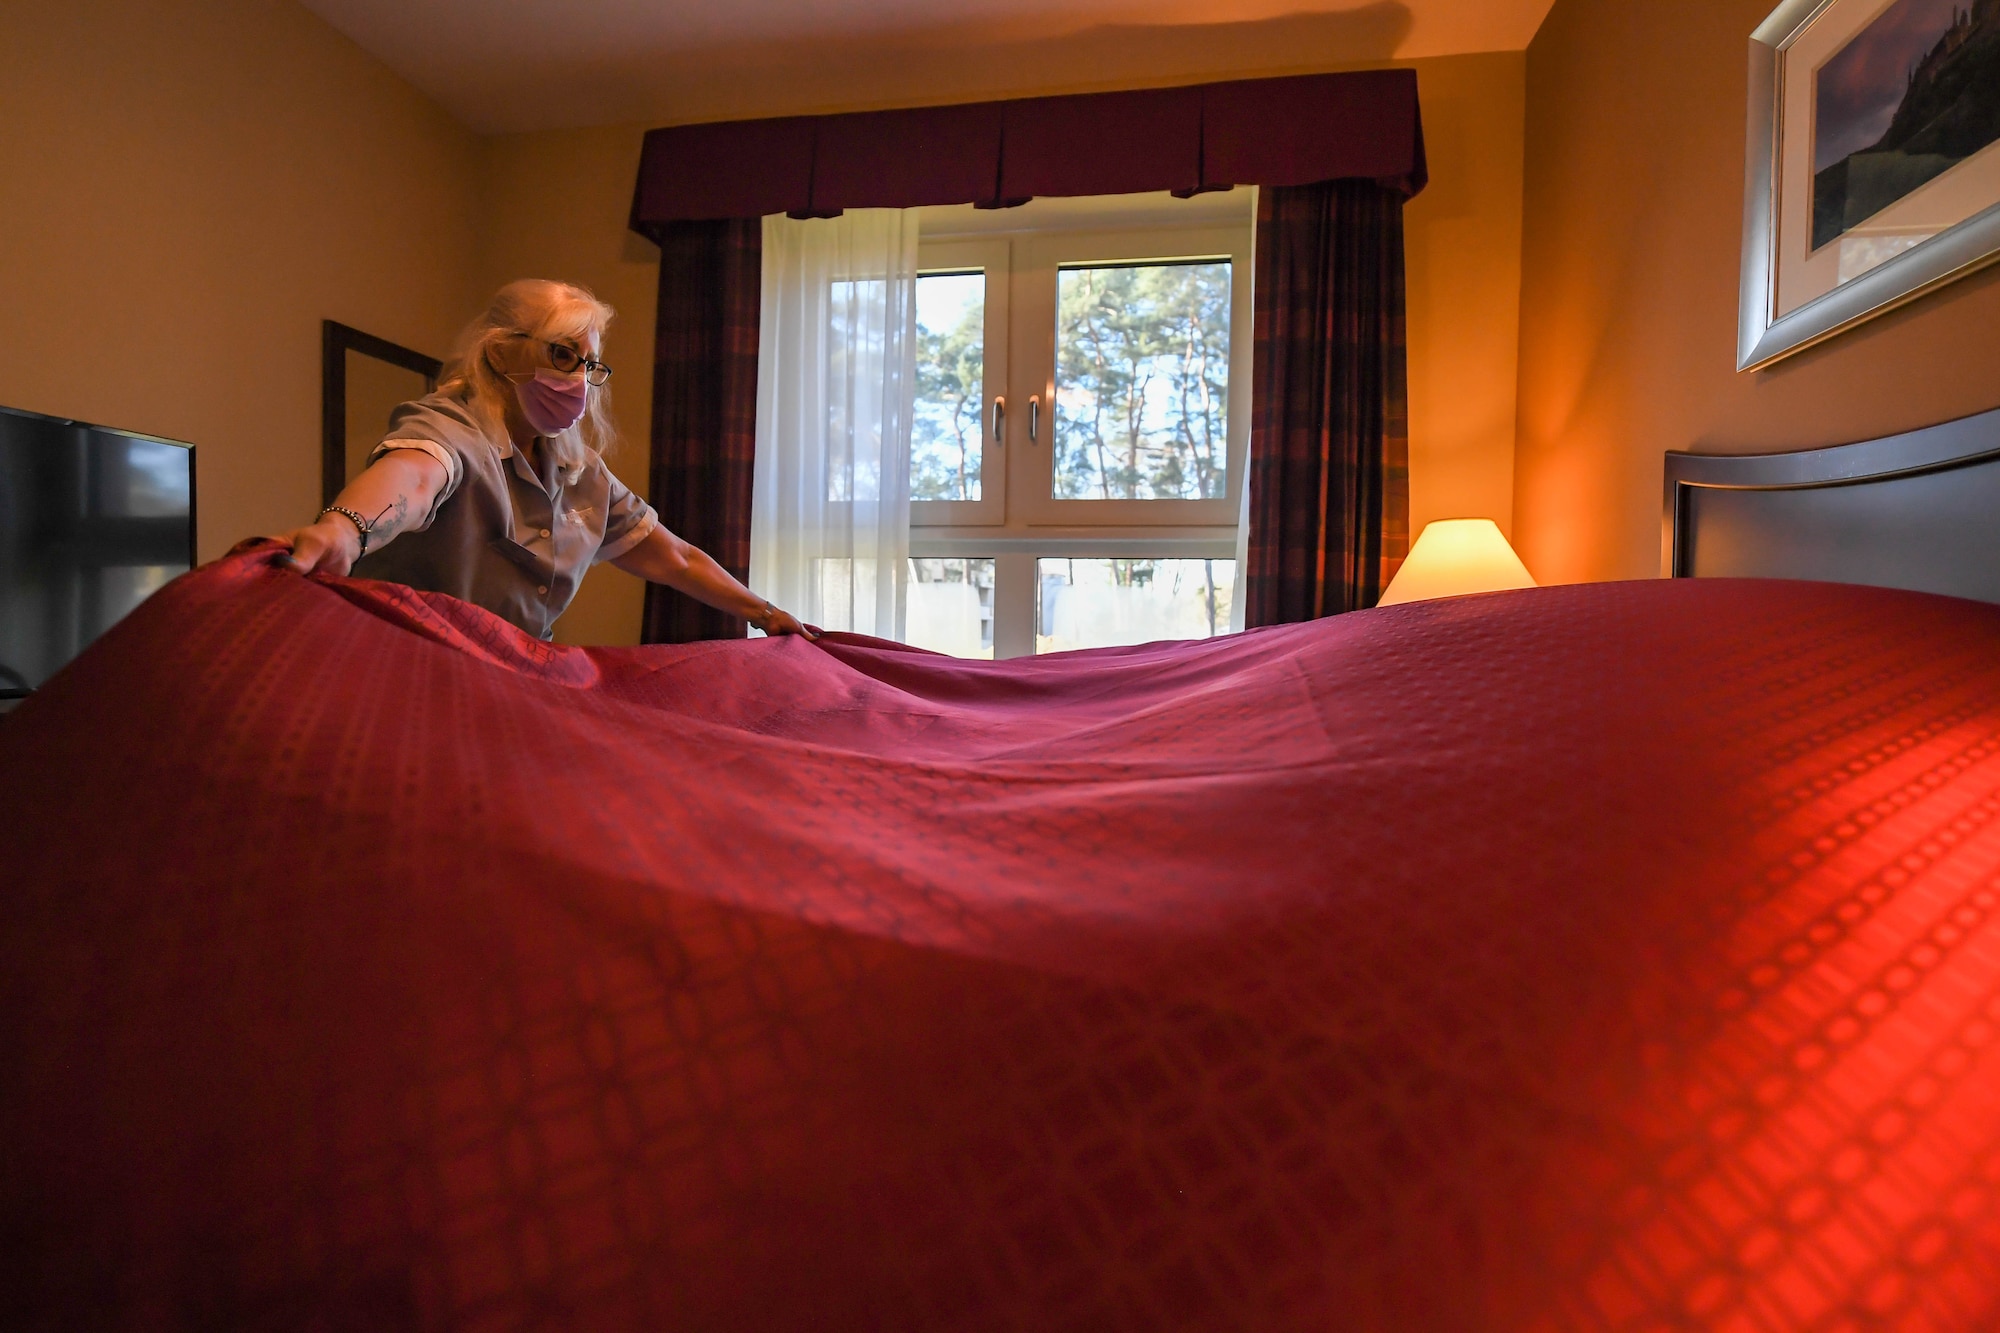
[1813,0,2000,251]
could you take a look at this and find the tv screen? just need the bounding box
[0,404,195,704]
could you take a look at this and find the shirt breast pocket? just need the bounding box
[488,536,549,580]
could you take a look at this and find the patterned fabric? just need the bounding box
[4,546,2000,1331]
[641,218,762,644]
[1245,179,1411,626]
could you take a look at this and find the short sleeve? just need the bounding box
[362,395,489,532]
[594,470,659,563]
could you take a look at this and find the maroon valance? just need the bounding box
[629,69,1425,235]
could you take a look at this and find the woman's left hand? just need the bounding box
[607,527,818,639]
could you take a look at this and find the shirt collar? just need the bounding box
[503,437,560,498]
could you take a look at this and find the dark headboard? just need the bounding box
[1664,405,2000,604]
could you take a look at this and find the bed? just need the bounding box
[4,412,2000,1330]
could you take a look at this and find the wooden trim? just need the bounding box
[321,321,443,508]
[1664,403,2000,578]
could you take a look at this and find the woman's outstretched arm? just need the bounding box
[610,525,814,637]
[265,451,448,576]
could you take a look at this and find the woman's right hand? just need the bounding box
[755,606,817,639]
[268,515,363,577]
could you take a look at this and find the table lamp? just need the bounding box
[1376,518,1536,607]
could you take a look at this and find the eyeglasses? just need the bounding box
[511,333,612,386]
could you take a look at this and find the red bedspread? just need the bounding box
[3,544,1999,1330]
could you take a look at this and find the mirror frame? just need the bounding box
[321,320,443,507]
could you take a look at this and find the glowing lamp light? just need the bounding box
[1376,518,1537,607]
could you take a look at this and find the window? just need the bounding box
[911,273,986,504]
[1052,261,1233,503]
[903,192,1253,658]
[1036,557,1235,654]
[908,557,995,658]
[909,239,1007,529]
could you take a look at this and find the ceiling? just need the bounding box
[296,0,1557,135]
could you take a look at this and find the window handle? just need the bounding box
[992,395,1005,445]
[1029,394,1040,444]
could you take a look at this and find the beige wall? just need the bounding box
[5,1,1524,643]
[483,51,1526,645]
[1401,53,1525,545]
[475,128,663,647]
[430,5,1541,135]
[0,0,482,562]
[1513,0,2000,585]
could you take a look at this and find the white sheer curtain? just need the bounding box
[750,210,918,639]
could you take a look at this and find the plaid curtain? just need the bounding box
[640,219,763,643]
[1244,180,1411,626]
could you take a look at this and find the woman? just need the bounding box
[273,279,810,640]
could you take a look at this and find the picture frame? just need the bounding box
[321,320,442,507]
[1739,0,2000,371]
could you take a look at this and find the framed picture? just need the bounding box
[321,321,442,507]
[1740,0,2000,370]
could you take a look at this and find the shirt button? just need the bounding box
[537,585,549,596]
[539,528,550,538]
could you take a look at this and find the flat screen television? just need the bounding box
[0,404,196,707]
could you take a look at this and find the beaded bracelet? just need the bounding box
[319,505,375,557]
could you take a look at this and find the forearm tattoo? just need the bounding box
[365,493,411,547]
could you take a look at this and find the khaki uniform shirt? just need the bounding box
[351,393,658,640]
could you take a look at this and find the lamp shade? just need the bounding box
[1376,519,1536,607]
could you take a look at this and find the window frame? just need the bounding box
[1010,224,1253,529]
[910,237,1010,529]
[907,193,1256,658]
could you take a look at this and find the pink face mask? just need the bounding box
[514,368,588,436]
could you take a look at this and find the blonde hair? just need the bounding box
[436,279,618,477]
